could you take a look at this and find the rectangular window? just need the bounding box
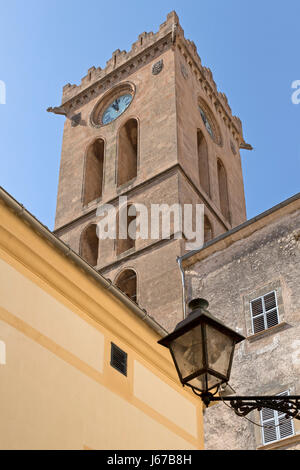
[250,291,279,334]
[260,391,295,445]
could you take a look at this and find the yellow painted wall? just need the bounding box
[0,198,203,450]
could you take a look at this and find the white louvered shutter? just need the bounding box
[277,392,295,441]
[251,297,264,333]
[260,391,294,445]
[250,291,279,334]
[260,407,277,444]
[264,292,279,329]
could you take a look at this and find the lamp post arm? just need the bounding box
[199,392,300,420]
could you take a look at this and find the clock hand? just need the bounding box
[112,99,120,112]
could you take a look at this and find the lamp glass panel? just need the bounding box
[188,373,222,392]
[170,325,203,380]
[206,324,235,379]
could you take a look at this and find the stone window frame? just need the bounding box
[243,279,287,340]
[197,97,223,147]
[115,115,140,190]
[81,137,106,208]
[114,267,138,304]
[197,128,211,198]
[216,157,231,224]
[79,223,99,267]
[89,81,136,128]
[250,290,279,334]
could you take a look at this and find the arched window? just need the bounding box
[204,215,213,243]
[80,224,98,266]
[117,119,138,186]
[83,139,104,205]
[197,130,210,196]
[217,159,230,222]
[116,204,136,255]
[115,269,137,303]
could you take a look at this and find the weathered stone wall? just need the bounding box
[184,205,300,449]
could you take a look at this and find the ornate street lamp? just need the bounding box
[158,299,300,420]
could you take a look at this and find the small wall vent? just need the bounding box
[110,342,127,376]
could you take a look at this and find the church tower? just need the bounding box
[50,11,251,330]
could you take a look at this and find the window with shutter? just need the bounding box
[250,291,279,334]
[260,391,295,445]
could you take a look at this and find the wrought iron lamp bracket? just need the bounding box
[190,387,300,420]
[227,397,300,420]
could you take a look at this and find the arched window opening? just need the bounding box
[117,119,138,187]
[197,130,210,196]
[115,269,137,303]
[116,204,136,255]
[83,139,104,205]
[217,159,230,222]
[80,224,98,267]
[204,215,213,243]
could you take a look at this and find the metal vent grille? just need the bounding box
[250,291,279,334]
[110,343,127,376]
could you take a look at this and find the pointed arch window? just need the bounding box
[83,139,104,205]
[117,119,138,186]
[197,129,210,196]
[217,159,230,222]
[115,269,137,303]
[80,224,98,267]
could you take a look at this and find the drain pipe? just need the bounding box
[176,256,187,319]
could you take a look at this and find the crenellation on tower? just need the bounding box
[56,11,249,151]
[61,11,178,104]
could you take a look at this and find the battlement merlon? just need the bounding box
[50,11,252,149]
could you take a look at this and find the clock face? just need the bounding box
[199,106,215,140]
[102,94,133,125]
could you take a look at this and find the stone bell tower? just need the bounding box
[49,11,251,331]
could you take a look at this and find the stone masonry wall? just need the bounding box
[184,206,300,449]
[52,11,250,331]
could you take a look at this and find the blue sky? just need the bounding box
[0,0,299,229]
